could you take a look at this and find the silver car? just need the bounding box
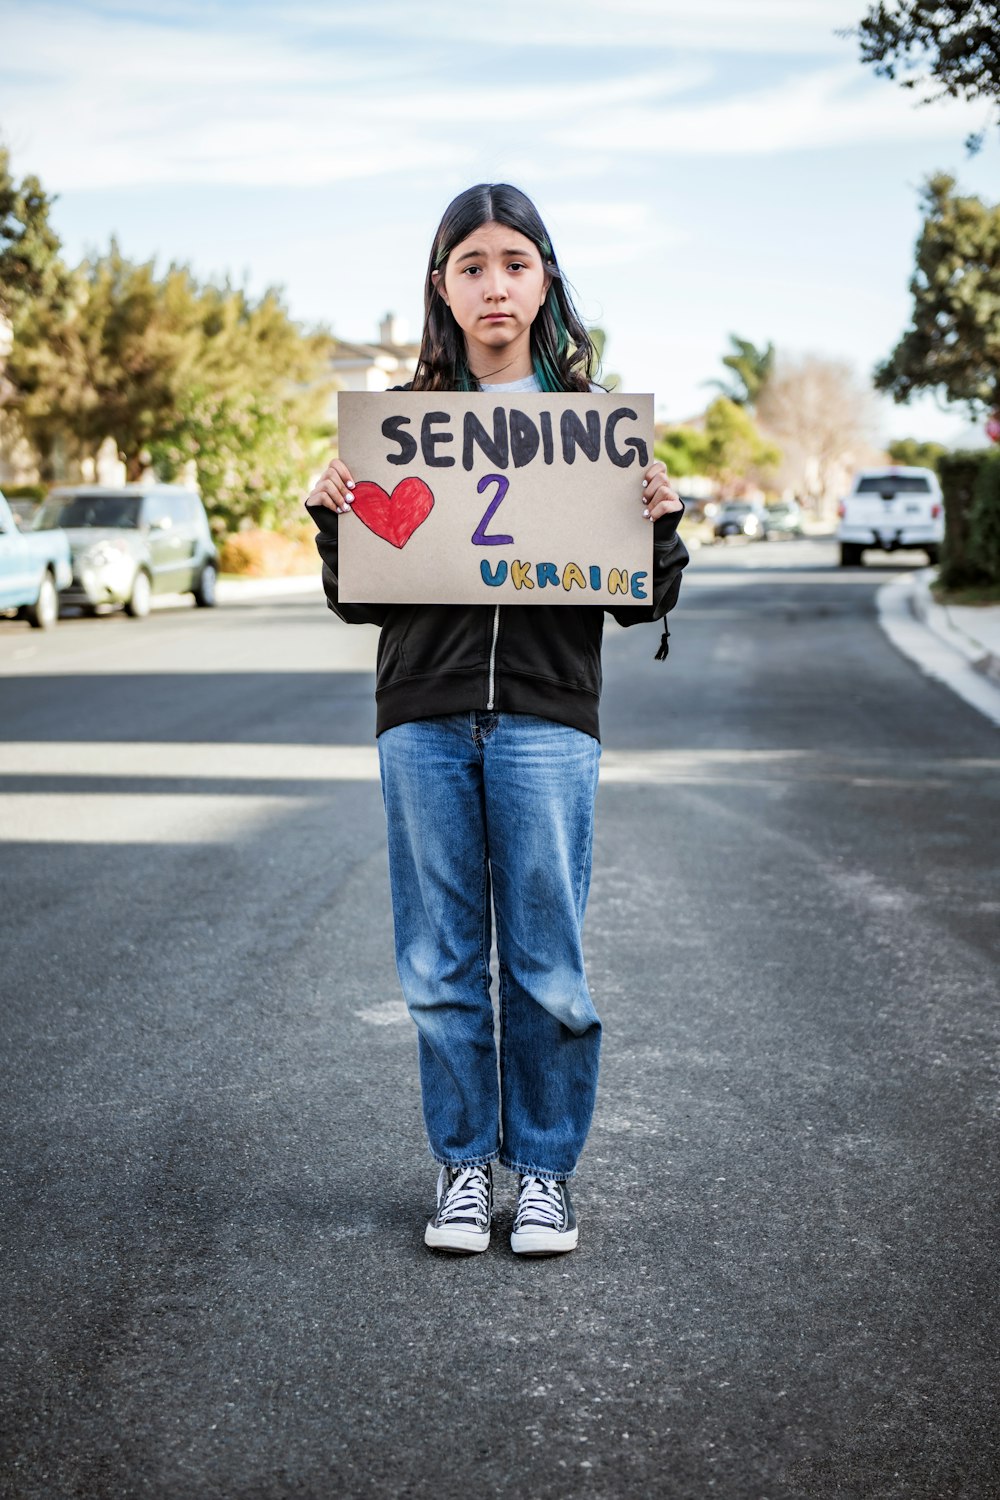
[33,484,218,616]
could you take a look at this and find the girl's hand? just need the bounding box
[305,458,356,515]
[641,461,682,522]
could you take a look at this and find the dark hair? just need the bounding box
[412,183,598,394]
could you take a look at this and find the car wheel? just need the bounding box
[193,561,218,608]
[25,570,58,630]
[925,545,941,566]
[126,569,152,618]
[839,544,863,568]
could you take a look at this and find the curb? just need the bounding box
[216,574,322,604]
[908,569,1000,687]
[877,574,1000,730]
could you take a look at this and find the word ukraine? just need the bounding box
[479,558,648,598]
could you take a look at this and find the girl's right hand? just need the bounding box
[305,458,356,515]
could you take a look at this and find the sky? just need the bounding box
[2,0,998,446]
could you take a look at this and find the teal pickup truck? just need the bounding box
[0,488,72,629]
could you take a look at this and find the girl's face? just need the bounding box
[432,219,551,376]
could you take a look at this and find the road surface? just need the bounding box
[2,539,997,1499]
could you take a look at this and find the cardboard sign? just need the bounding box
[337,390,654,605]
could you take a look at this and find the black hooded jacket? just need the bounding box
[311,496,688,740]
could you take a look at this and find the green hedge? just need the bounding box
[1,483,47,505]
[938,449,1000,588]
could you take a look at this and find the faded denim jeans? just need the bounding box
[378,711,602,1180]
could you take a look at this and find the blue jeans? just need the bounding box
[378,712,602,1180]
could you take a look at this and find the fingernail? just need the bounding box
[347,481,355,489]
[642,479,648,487]
[643,509,649,518]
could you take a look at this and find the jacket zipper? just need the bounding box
[486,605,500,710]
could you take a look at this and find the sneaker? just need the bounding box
[424,1163,493,1253]
[510,1175,578,1256]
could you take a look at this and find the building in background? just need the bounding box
[330,314,420,394]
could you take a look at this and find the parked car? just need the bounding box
[713,501,768,541]
[0,488,72,629]
[7,497,41,530]
[837,466,943,567]
[32,484,218,615]
[762,500,804,538]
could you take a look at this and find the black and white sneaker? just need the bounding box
[510,1175,578,1256]
[424,1163,493,1253]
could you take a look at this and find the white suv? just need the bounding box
[837,466,943,567]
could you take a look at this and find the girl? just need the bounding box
[306,183,687,1257]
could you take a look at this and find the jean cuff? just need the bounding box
[500,1156,577,1181]
[430,1149,499,1170]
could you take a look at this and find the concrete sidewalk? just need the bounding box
[216,573,321,604]
[143,573,322,612]
[877,569,1000,728]
[909,571,1000,687]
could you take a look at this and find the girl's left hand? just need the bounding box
[641,461,682,522]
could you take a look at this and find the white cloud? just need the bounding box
[542,199,689,276]
[0,6,710,188]
[4,0,975,193]
[553,61,991,156]
[279,0,861,55]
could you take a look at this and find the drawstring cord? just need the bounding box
[654,623,670,661]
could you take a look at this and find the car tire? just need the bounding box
[925,545,941,566]
[193,561,218,608]
[25,570,58,630]
[126,569,152,618]
[839,543,863,568]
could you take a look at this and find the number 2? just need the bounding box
[471,473,513,547]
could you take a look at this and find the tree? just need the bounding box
[9,222,334,513]
[756,354,879,518]
[848,1,1000,153]
[0,147,72,477]
[149,380,332,533]
[705,335,775,408]
[0,146,65,323]
[874,173,1000,415]
[887,437,949,469]
[147,283,334,528]
[588,326,621,391]
[654,426,709,479]
[700,398,781,492]
[4,239,203,479]
[75,244,201,479]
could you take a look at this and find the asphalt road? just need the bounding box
[2,539,998,1500]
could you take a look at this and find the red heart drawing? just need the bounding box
[350,477,435,549]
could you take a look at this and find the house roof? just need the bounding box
[332,338,421,364]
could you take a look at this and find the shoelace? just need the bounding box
[514,1176,564,1231]
[438,1166,491,1227]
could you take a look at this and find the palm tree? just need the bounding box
[705,335,775,409]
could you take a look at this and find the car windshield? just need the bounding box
[856,475,931,494]
[720,504,752,516]
[34,494,142,529]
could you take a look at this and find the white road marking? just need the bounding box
[0,793,303,844]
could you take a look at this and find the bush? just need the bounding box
[967,452,1000,586]
[938,450,993,588]
[2,483,48,504]
[218,526,318,578]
